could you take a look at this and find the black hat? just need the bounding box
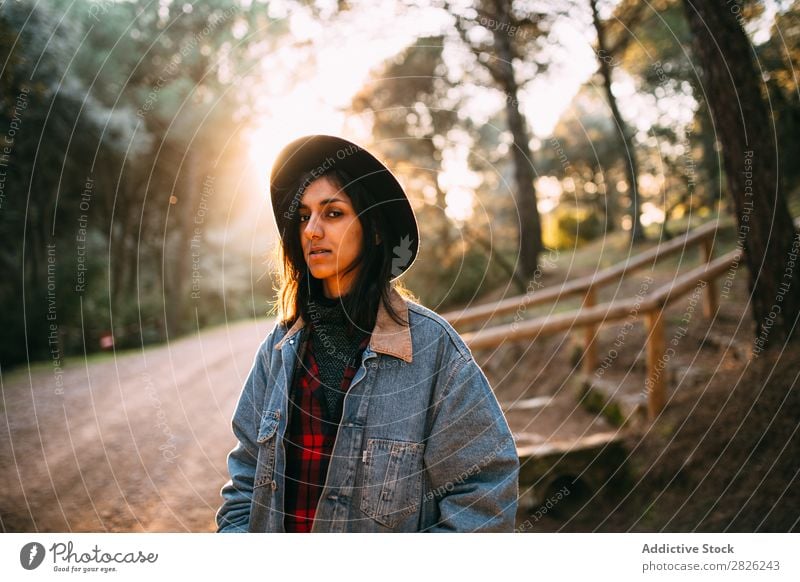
[270,134,419,279]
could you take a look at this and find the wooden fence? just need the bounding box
[443,220,744,420]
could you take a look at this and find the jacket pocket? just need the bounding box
[360,438,425,529]
[254,410,280,489]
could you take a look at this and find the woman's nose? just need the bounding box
[304,215,323,239]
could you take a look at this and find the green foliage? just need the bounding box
[757,2,800,192]
[0,0,280,367]
[3,0,798,367]
[0,0,115,365]
[544,205,604,250]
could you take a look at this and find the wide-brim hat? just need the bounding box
[270,134,419,280]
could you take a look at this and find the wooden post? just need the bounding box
[583,287,598,376]
[645,309,666,420]
[701,236,718,318]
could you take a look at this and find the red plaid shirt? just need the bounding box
[283,324,370,532]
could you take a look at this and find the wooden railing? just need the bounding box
[443,220,742,420]
[442,220,720,328]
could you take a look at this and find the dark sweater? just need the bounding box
[306,293,370,418]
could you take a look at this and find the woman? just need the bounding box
[215,135,519,533]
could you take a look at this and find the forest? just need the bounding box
[1,0,798,368]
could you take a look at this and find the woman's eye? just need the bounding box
[298,209,342,223]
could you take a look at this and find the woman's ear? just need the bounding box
[375,233,382,244]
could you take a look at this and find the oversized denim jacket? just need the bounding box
[215,287,519,532]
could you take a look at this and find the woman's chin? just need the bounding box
[306,267,333,280]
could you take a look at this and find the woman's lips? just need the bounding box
[308,249,331,261]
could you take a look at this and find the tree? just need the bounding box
[0,0,288,365]
[757,1,800,195]
[542,85,625,243]
[588,0,647,242]
[111,1,264,337]
[352,36,457,247]
[0,0,121,364]
[682,0,800,349]
[612,0,723,233]
[352,36,525,300]
[446,0,546,280]
[73,0,280,340]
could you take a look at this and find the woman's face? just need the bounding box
[298,175,364,298]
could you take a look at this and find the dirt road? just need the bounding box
[0,318,272,532]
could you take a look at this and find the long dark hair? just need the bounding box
[274,167,414,335]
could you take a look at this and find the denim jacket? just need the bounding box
[215,287,519,532]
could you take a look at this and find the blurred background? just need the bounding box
[1,0,798,533]
[0,0,797,363]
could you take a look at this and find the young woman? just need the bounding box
[215,135,519,533]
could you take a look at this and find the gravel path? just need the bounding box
[0,318,272,532]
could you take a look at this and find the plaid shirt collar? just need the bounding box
[275,286,412,363]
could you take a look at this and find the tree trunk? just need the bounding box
[165,145,202,337]
[599,168,617,233]
[693,99,723,212]
[493,0,543,280]
[683,0,800,350]
[590,0,645,243]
